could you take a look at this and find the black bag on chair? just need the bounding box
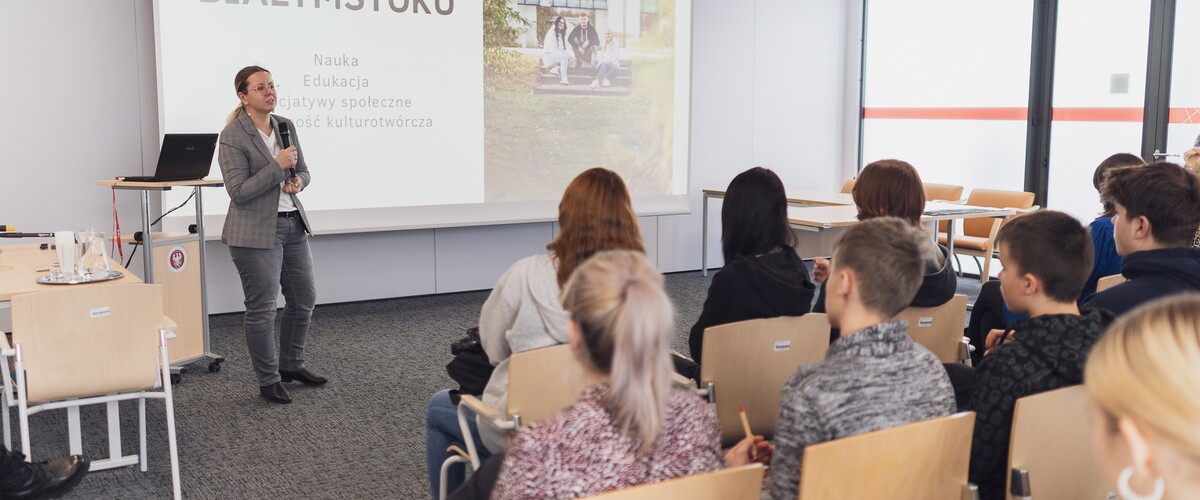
[446,327,494,400]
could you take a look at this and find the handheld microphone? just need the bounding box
[279,121,296,179]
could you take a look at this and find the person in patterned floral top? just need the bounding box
[490,250,765,499]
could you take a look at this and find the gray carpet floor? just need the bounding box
[10,268,983,499]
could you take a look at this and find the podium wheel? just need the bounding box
[170,374,182,384]
[208,361,222,373]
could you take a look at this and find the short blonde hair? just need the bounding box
[1085,294,1200,460]
[831,217,925,317]
[1183,147,1200,173]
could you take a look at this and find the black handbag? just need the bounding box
[446,327,494,400]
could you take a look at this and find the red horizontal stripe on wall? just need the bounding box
[863,107,1028,120]
[864,107,1200,123]
[1051,107,1143,122]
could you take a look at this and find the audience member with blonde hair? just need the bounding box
[425,168,645,498]
[490,250,728,498]
[1086,294,1200,500]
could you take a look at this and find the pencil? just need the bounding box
[739,405,756,459]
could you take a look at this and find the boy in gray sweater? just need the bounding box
[764,217,957,500]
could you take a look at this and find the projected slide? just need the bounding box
[156,0,690,230]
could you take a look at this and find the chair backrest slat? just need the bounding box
[894,294,968,363]
[799,412,975,499]
[12,283,164,404]
[963,189,1036,238]
[701,314,831,445]
[1096,273,1125,293]
[1008,386,1108,499]
[507,344,584,425]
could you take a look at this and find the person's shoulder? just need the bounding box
[666,386,712,413]
[504,253,555,278]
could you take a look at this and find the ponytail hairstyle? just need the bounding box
[562,250,673,455]
[226,65,270,125]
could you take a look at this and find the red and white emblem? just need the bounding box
[168,246,187,273]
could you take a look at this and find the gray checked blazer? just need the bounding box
[218,110,312,249]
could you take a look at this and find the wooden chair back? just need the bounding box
[799,412,975,499]
[1096,273,1125,293]
[1007,386,1108,499]
[700,314,831,445]
[962,189,1036,238]
[507,344,585,425]
[11,284,165,404]
[840,178,856,194]
[926,183,965,232]
[587,464,765,499]
[894,294,968,363]
[925,183,965,202]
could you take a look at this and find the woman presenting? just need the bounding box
[218,65,325,404]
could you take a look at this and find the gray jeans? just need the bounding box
[229,216,316,386]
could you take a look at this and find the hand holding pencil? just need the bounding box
[723,405,774,468]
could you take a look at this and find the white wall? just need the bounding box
[0,1,858,314]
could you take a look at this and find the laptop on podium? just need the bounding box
[121,133,218,182]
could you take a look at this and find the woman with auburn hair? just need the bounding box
[491,250,726,498]
[813,160,957,339]
[425,168,645,498]
[675,167,815,381]
[1085,294,1200,500]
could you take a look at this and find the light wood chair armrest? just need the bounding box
[459,394,506,422]
[446,444,470,461]
[671,371,697,389]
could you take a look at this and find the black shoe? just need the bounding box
[259,382,293,404]
[0,448,90,500]
[279,368,328,386]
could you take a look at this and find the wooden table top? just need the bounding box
[704,188,854,207]
[97,179,224,190]
[788,202,1016,229]
[0,245,141,302]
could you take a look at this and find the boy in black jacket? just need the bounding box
[1083,161,1200,316]
[969,211,1115,500]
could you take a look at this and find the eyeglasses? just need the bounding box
[248,82,279,94]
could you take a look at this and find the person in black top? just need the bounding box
[813,159,957,341]
[1083,162,1200,317]
[568,12,600,67]
[969,211,1115,500]
[674,167,816,381]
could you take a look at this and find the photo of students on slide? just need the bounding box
[591,29,620,89]
[541,16,574,85]
[568,12,600,68]
[485,1,679,203]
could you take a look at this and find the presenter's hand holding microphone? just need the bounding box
[277,122,302,193]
